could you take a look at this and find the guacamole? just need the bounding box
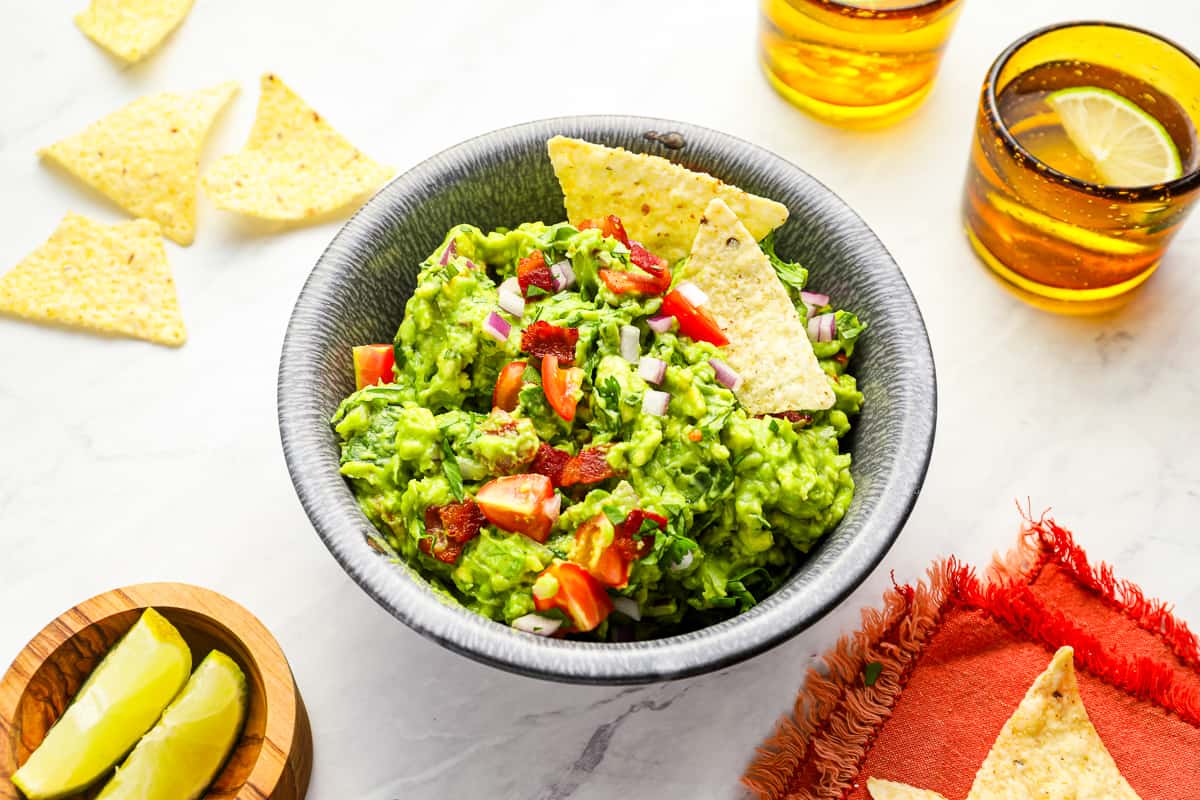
[332,220,864,640]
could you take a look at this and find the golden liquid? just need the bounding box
[759,0,964,128]
[964,60,1200,306]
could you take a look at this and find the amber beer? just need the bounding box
[759,0,964,128]
[964,23,1200,309]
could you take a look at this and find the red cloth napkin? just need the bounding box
[743,516,1200,800]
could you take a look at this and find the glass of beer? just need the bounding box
[963,22,1200,311]
[759,0,965,128]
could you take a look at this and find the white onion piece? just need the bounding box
[619,325,640,363]
[439,240,457,266]
[612,597,641,621]
[642,389,670,416]
[675,280,709,307]
[638,356,667,385]
[498,288,525,318]
[670,550,695,572]
[800,291,829,309]
[709,358,741,390]
[500,277,520,295]
[551,260,576,291]
[512,613,561,636]
[646,314,675,334]
[483,311,511,343]
[543,492,562,526]
[806,313,836,343]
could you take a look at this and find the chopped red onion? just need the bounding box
[807,312,836,343]
[620,325,640,363]
[675,280,709,307]
[709,358,741,390]
[463,259,478,270]
[551,260,576,291]
[512,613,561,636]
[438,240,457,266]
[482,311,511,343]
[612,597,641,621]
[642,389,670,416]
[498,287,525,318]
[669,550,694,572]
[638,356,667,385]
[646,314,675,334]
[800,291,829,310]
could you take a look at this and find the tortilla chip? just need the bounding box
[965,647,1140,799]
[547,136,788,264]
[75,0,194,63]
[201,74,394,221]
[40,81,238,245]
[868,779,949,800]
[682,198,833,415]
[0,214,186,346]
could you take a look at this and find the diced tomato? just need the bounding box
[520,320,579,365]
[572,514,630,588]
[598,266,671,295]
[613,509,667,561]
[541,355,584,422]
[579,215,630,248]
[629,242,667,274]
[475,474,559,542]
[517,250,556,297]
[352,344,395,389]
[559,445,616,487]
[530,442,572,486]
[533,562,614,632]
[493,361,527,411]
[661,289,729,347]
[419,500,486,564]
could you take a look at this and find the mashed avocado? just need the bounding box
[332,221,864,640]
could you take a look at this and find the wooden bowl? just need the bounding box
[0,583,312,799]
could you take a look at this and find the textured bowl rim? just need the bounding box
[278,115,936,684]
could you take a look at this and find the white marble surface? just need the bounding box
[2,1,1198,798]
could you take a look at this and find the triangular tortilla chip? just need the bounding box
[869,779,949,800]
[201,74,394,222]
[0,214,186,346]
[547,136,788,263]
[683,199,833,415]
[40,81,238,245]
[75,0,194,63]
[966,647,1140,799]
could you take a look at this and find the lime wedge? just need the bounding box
[12,609,191,799]
[95,650,247,800]
[1046,86,1183,186]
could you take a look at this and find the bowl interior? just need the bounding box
[280,116,936,683]
[6,607,265,799]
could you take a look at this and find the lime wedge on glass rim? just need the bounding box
[1046,86,1184,186]
[12,609,192,799]
[96,650,248,800]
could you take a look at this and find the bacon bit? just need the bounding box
[559,445,616,487]
[530,443,572,486]
[520,320,579,366]
[419,500,485,564]
[833,353,849,366]
[579,215,631,247]
[687,429,703,442]
[629,242,667,275]
[613,509,667,561]
[517,250,556,297]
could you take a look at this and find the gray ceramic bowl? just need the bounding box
[278,116,936,684]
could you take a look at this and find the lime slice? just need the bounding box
[95,650,247,800]
[1046,87,1183,186]
[12,609,191,799]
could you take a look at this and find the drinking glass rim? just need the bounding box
[813,0,960,18]
[983,20,1200,199]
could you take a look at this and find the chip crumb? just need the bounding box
[0,214,186,346]
[201,74,394,222]
[75,0,194,63]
